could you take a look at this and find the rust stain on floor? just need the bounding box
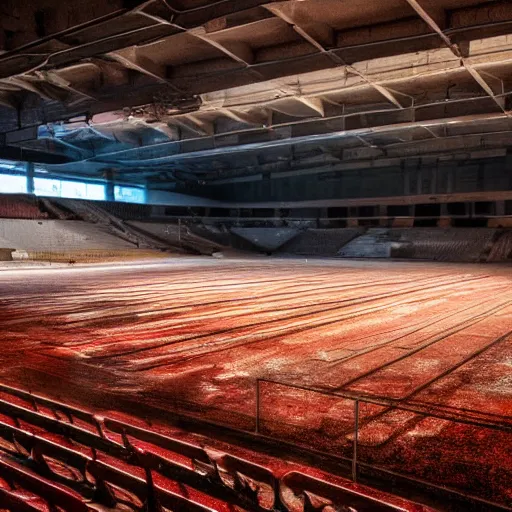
[0,258,510,507]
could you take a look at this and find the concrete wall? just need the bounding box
[338,228,498,262]
[278,228,364,256]
[183,156,512,205]
[146,190,225,207]
[127,221,224,254]
[0,220,136,251]
[0,219,169,262]
[230,228,300,251]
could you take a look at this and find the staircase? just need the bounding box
[55,199,171,251]
[338,228,403,258]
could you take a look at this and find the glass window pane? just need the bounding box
[0,160,19,171]
[34,178,61,197]
[85,183,105,201]
[0,174,26,193]
[33,177,105,200]
[114,186,145,204]
[61,180,87,199]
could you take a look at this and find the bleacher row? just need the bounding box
[0,195,154,222]
[277,228,364,255]
[99,201,153,221]
[229,227,512,262]
[0,195,48,220]
[0,195,510,262]
[0,383,429,512]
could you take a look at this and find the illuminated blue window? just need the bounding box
[84,183,105,200]
[0,160,18,171]
[33,178,106,200]
[2,172,142,204]
[60,181,105,200]
[34,178,62,197]
[0,174,26,193]
[114,186,145,204]
[61,180,87,199]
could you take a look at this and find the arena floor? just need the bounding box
[0,257,511,507]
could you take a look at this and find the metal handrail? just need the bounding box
[255,378,512,432]
[255,377,512,510]
[152,214,512,221]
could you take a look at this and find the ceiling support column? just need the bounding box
[105,169,115,202]
[26,162,35,195]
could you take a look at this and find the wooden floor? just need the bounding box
[0,258,510,507]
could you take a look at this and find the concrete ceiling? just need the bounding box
[1,0,512,189]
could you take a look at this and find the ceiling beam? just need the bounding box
[265,2,406,110]
[2,77,64,102]
[107,47,167,82]
[0,0,276,72]
[189,27,255,66]
[264,3,334,51]
[463,63,507,111]
[145,122,179,140]
[195,41,512,123]
[5,79,510,158]
[294,96,325,117]
[268,94,326,117]
[222,108,270,126]
[156,90,512,149]
[403,0,509,115]
[403,0,453,50]
[194,143,510,184]
[2,3,511,133]
[87,110,510,169]
[0,144,73,164]
[168,114,215,136]
[345,130,512,160]
[38,71,97,101]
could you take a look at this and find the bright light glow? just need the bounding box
[83,183,106,201]
[61,180,86,199]
[0,160,18,170]
[0,174,26,193]
[35,178,106,200]
[2,173,143,204]
[34,178,62,197]
[114,185,145,204]
[61,180,106,200]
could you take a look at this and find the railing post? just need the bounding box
[255,379,260,434]
[352,400,359,482]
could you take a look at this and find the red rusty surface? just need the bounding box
[0,258,510,508]
[0,380,434,511]
[0,195,47,220]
